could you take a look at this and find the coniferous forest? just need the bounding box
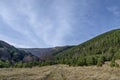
[55,29,120,67]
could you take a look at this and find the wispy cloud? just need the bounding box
[0,0,73,47]
[0,0,120,48]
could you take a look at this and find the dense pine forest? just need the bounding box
[55,29,120,67]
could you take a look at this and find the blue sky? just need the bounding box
[0,0,120,48]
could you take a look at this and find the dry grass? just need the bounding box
[0,61,120,80]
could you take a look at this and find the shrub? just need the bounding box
[110,59,119,67]
[97,56,105,67]
[97,58,103,67]
[77,57,86,66]
[86,56,97,66]
[0,60,10,68]
[14,62,23,68]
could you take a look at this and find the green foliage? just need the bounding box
[77,57,86,66]
[97,56,105,67]
[114,49,120,59]
[55,29,120,66]
[0,60,57,68]
[110,59,119,67]
[12,61,57,68]
[1,29,120,68]
[0,60,10,68]
[14,62,23,68]
[13,62,40,68]
[4,60,10,68]
[86,56,97,66]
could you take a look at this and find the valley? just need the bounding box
[0,29,120,80]
[0,0,120,80]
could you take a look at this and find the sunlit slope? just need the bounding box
[55,29,120,66]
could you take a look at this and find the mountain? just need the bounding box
[55,29,120,66]
[1,29,120,67]
[0,40,39,63]
[20,46,73,61]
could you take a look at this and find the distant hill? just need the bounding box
[20,46,73,61]
[0,40,39,63]
[55,29,120,66]
[0,40,73,64]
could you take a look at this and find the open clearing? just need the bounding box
[0,61,120,80]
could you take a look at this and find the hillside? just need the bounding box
[0,40,73,68]
[55,29,120,66]
[1,29,120,67]
[0,40,39,63]
[20,46,73,61]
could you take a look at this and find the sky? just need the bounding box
[0,0,120,48]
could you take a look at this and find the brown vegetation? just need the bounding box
[0,61,120,80]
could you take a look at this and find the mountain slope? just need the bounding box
[0,40,39,63]
[20,46,73,61]
[1,29,120,67]
[55,29,120,66]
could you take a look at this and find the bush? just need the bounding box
[110,59,119,67]
[22,63,32,68]
[77,57,86,66]
[4,60,10,68]
[86,56,97,66]
[97,56,105,67]
[0,60,10,68]
[97,58,103,67]
[14,62,23,68]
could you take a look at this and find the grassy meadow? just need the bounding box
[0,61,120,80]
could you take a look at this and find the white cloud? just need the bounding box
[0,0,73,47]
[0,6,41,47]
